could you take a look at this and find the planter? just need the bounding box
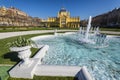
[10,46,31,66]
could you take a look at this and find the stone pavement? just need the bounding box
[0,30,77,39]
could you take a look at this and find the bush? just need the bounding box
[7,36,34,47]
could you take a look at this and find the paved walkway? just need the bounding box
[0,30,77,39]
[100,31,120,35]
[0,30,120,39]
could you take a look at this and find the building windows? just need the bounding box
[46,8,80,28]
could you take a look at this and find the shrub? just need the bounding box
[7,36,34,47]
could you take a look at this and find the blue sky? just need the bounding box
[0,0,120,20]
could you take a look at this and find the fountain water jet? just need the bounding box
[78,16,109,48]
[85,16,92,40]
[94,27,100,35]
[79,16,95,44]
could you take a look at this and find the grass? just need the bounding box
[0,26,120,33]
[0,27,78,33]
[0,27,53,32]
[8,76,77,80]
[0,32,54,64]
[0,66,12,80]
[100,27,120,31]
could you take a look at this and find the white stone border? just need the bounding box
[10,32,120,79]
[33,45,49,64]
[31,35,55,41]
[30,32,94,80]
[107,35,120,38]
[30,32,120,80]
[31,32,120,41]
[31,32,75,41]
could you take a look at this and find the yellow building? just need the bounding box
[46,8,80,28]
[0,6,28,16]
[0,6,7,15]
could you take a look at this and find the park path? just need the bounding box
[0,30,76,39]
[0,30,120,39]
[100,31,120,35]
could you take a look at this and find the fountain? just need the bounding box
[32,31,120,80]
[85,16,92,40]
[94,27,100,35]
[54,29,57,35]
[79,16,95,44]
[78,16,109,48]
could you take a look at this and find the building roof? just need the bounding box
[59,7,67,13]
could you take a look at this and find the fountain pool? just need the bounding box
[34,34,120,80]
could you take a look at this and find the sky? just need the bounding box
[0,0,120,20]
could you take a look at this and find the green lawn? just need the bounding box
[0,66,12,80]
[0,33,54,64]
[0,27,54,32]
[0,26,120,33]
[100,27,120,31]
[0,27,78,32]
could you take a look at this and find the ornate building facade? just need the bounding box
[45,8,80,28]
[0,6,41,26]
